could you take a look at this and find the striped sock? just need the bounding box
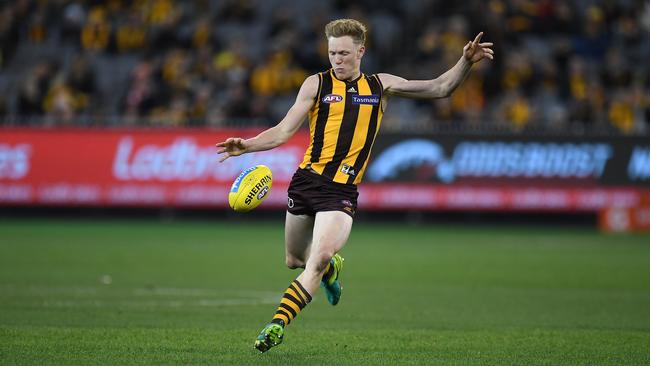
[271,280,312,327]
[322,261,334,284]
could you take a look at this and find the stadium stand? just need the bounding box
[0,0,649,134]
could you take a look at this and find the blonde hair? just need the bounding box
[324,19,367,45]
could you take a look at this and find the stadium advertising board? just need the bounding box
[361,134,650,213]
[1,128,648,214]
[366,135,650,187]
[0,128,307,207]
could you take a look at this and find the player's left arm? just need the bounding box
[379,32,494,99]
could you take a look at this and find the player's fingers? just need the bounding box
[473,32,483,45]
[219,154,230,163]
[479,42,493,47]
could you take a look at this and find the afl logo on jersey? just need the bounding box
[322,94,343,103]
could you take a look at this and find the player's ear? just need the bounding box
[357,45,365,59]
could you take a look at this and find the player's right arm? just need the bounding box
[216,74,319,163]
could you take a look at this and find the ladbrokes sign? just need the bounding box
[0,128,306,206]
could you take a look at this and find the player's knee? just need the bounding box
[285,255,305,269]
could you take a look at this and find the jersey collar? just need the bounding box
[330,69,364,84]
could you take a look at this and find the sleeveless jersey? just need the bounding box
[299,69,384,185]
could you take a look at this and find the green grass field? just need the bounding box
[1,218,649,365]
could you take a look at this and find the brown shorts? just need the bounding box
[287,168,359,218]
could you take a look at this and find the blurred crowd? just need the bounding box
[0,0,649,134]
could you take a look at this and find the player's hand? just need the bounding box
[216,137,247,162]
[463,32,494,64]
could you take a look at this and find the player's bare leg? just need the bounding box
[296,211,351,295]
[255,211,352,353]
[284,212,314,269]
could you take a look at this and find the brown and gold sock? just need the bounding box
[271,279,312,327]
[322,261,335,284]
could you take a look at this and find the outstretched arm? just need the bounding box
[380,32,494,99]
[215,75,318,162]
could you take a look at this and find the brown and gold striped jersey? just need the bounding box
[299,69,384,185]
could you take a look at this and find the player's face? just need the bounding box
[328,36,365,81]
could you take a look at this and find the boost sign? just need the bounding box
[367,135,650,187]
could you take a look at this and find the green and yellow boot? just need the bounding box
[254,322,284,353]
[321,254,344,306]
